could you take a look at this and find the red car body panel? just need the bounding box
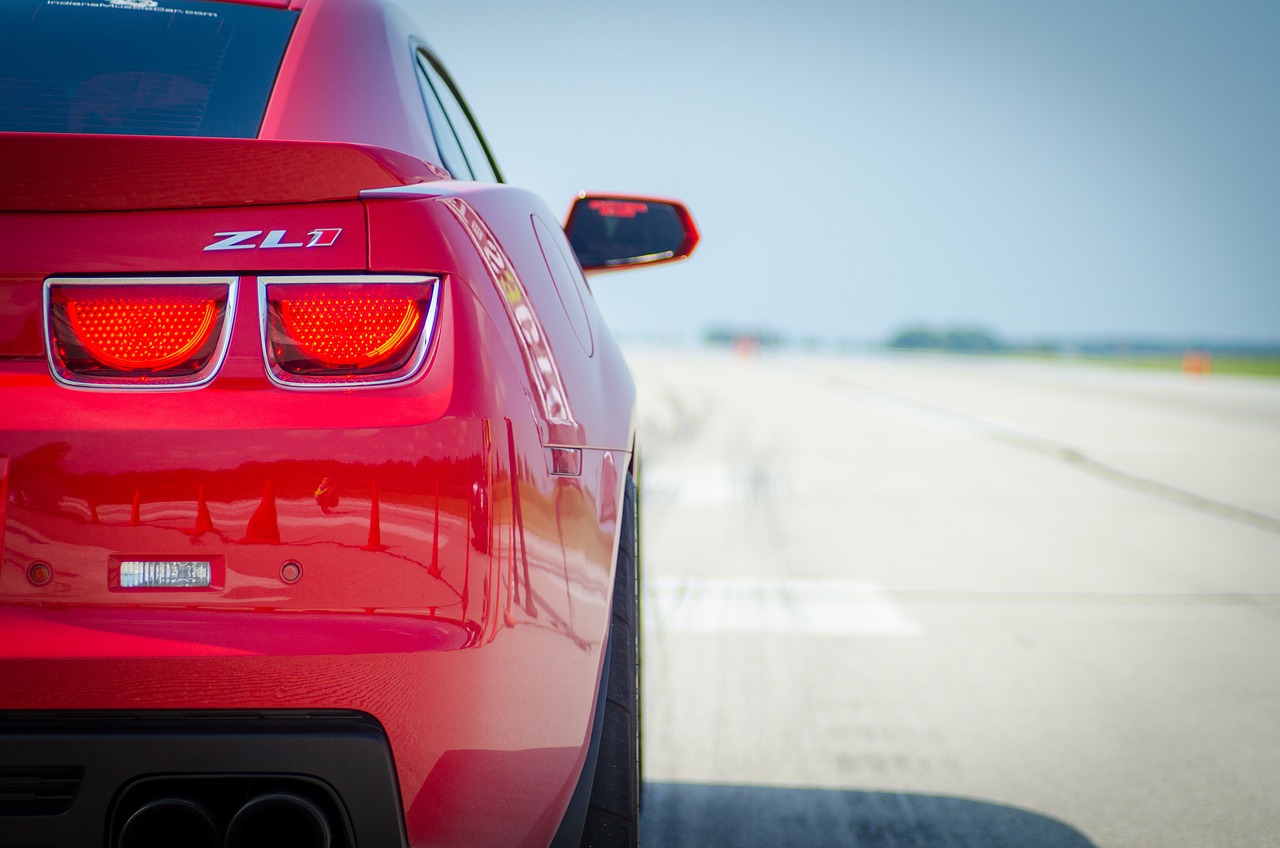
[0,0,664,844]
[263,0,443,162]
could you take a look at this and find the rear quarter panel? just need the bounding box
[365,180,638,453]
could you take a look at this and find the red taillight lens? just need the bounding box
[66,296,217,370]
[280,295,420,367]
[262,276,438,387]
[46,278,235,389]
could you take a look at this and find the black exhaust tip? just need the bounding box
[118,798,220,848]
[225,792,333,848]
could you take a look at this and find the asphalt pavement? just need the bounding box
[628,347,1280,848]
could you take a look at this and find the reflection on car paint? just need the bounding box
[0,423,612,655]
[442,197,577,436]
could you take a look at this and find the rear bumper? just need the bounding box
[0,710,404,848]
[0,604,604,847]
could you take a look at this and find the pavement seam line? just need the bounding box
[795,359,1280,537]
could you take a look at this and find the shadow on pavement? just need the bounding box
[640,782,1099,848]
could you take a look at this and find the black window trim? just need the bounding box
[410,40,504,184]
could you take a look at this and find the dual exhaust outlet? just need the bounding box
[117,791,332,848]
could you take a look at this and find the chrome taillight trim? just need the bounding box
[43,276,239,392]
[258,274,441,391]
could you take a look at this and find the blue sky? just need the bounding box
[420,1,1280,345]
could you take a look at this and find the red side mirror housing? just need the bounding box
[564,194,699,273]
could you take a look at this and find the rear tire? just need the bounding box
[579,474,640,848]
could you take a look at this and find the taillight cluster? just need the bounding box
[261,276,437,388]
[46,278,235,389]
[45,275,438,390]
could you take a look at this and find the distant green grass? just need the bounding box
[1075,354,1280,378]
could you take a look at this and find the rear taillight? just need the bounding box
[45,278,236,389]
[261,275,438,388]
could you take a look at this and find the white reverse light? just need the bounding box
[120,560,212,589]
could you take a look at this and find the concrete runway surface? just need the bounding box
[626,348,1280,848]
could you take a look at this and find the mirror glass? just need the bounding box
[565,196,695,271]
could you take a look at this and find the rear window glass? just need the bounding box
[0,0,296,137]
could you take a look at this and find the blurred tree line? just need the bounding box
[887,325,1004,352]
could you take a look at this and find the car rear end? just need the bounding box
[0,2,617,846]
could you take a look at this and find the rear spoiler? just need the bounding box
[0,133,449,212]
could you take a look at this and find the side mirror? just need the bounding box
[564,194,699,273]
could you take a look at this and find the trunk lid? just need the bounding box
[0,134,446,358]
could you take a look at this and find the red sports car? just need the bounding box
[0,1,698,846]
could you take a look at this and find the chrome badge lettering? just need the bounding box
[306,228,342,247]
[204,230,262,251]
[204,228,343,252]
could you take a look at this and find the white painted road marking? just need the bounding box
[644,577,923,636]
[643,465,788,506]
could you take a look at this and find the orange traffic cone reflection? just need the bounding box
[241,480,280,544]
